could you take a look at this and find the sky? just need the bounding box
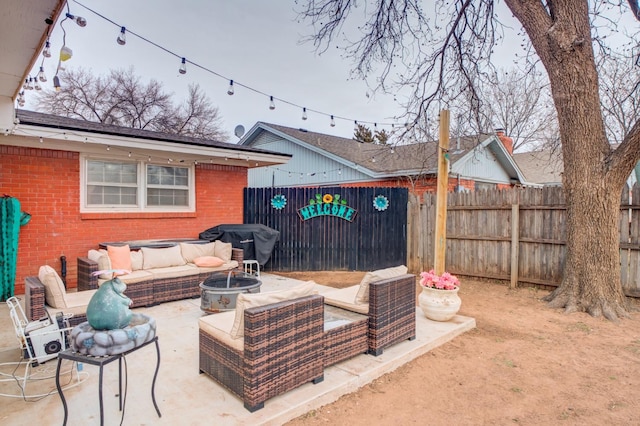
[25,1,635,145]
[25,0,410,142]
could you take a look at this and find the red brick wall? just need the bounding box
[0,146,246,294]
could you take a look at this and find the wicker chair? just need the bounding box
[322,273,417,356]
[199,295,325,412]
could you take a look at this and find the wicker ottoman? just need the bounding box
[323,305,368,367]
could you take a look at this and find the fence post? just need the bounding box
[434,110,450,275]
[510,203,519,288]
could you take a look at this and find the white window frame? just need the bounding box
[80,154,195,213]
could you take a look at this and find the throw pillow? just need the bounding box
[141,245,186,269]
[180,242,216,263]
[354,265,408,304]
[193,256,225,268]
[38,265,67,309]
[230,281,317,339]
[107,245,132,275]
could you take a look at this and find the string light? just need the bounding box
[330,115,335,127]
[58,1,398,131]
[26,78,34,90]
[117,26,126,45]
[227,80,234,95]
[65,13,87,27]
[34,79,41,91]
[43,40,52,58]
[269,96,276,110]
[53,75,61,91]
[37,66,47,82]
[39,137,43,143]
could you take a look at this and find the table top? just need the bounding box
[324,305,367,332]
[99,239,208,250]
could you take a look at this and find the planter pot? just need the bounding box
[418,286,461,321]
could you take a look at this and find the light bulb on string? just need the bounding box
[302,107,308,120]
[26,78,34,90]
[179,58,187,74]
[227,80,234,95]
[37,66,47,82]
[269,96,275,110]
[53,75,61,92]
[39,137,43,143]
[128,152,132,158]
[43,40,51,58]
[117,27,126,45]
[330,115,335,127]
[65,13,87,27]
[22,79,28,90]
[354,120,358,131]
[34,79,41,91]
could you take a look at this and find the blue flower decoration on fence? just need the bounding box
[373,195,389,211]
[271,194,287,210]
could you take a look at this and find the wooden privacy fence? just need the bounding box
[244,187,408,272]
[407,185,640,297]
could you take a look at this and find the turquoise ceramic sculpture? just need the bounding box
[86,277,133,330]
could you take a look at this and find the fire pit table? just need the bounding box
[199,271,261,313]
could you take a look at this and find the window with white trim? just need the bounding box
[81,156,194,212]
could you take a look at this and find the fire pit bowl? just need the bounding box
[199,271,261,313]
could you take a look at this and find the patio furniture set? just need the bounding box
[22,241,417,413]
[198,268,416,412]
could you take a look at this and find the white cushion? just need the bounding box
[198,311,243,352]
[130,250,144,271]
[141,245,186,269]
[324,286,369,315]
[230,281,317,339]
[112,270,154,284]
[180,242,215,263]
[148,265,199,280]
[354,265,408,304]
[214,241,233,263]
[192,260,239,274]
[88,249,112,279]
[38,265,67,309]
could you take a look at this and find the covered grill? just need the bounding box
[199,224,279,266]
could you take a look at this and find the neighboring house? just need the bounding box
[512,150,564,186]
[513,148,640,188]
[0,1,293,294]
[239,122,533,193]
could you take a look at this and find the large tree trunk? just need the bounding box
[506,0,632,319]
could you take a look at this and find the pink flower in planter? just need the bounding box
[420,269,459,290]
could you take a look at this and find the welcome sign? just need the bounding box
[297,193,358,222]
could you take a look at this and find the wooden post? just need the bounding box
[433,110,450,275]
[510,204,519,289]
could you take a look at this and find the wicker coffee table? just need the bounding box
[323,305,368,366]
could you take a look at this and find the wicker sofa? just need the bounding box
[321,266,417,356]
[76,241,243,308]
[24,241,243,322]
[199,286,325,412]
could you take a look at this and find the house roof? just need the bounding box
[512,149,563,185]
[10,110,291,167]
[246,122,489,175]
[241,122,530,183]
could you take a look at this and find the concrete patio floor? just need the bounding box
[0,273,475,425]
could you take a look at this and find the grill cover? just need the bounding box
[199,224,279,266]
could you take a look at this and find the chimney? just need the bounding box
[495,128,513,154]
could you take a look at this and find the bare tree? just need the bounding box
[298,0,640,320]
[36,67,228,141]
[598,53,640,144]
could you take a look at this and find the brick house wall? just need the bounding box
[0,145,247,294]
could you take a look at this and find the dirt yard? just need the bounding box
[277,271,640,425]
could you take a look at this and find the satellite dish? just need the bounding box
[234,125,245,138]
